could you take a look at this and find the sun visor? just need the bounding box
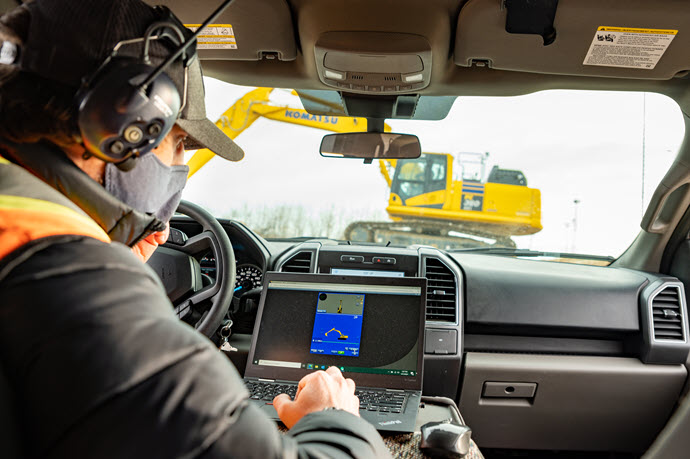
[454,0,690,80]
[147,0,297,61]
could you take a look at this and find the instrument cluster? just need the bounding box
[200,254,263,295]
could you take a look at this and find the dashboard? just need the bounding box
[168,216,690,455]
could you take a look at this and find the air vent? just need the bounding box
[383,75,398,81]
[351,74,365,80]
[281,251,313,273]
[651,286,685,341]
[424,257,457,323]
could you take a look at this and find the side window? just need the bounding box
[430,161,445,181]
[427,157,447,193]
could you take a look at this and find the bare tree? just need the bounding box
[222,204,384,240]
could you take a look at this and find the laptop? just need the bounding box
[244,272,427,433]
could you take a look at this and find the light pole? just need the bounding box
[572,199,581,252]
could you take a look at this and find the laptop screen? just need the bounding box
[245,273,427,391]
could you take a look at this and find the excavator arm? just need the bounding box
[379,159,396,188]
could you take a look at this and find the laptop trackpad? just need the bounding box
[260,403,280,420]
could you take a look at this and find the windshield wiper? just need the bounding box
[450,247,616,262]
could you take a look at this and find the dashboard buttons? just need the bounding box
[341,255,365,263]
[167,228,187,245]
[374,257,396,265]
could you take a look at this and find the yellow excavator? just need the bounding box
[186,88,542,249]
[363,151,542,248]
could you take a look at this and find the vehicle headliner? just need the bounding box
[150,0,690,112]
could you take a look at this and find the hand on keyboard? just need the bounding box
[273,366,360,429]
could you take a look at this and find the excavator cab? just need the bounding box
[391,154,449,206]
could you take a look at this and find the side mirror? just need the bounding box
[320,132,421,160]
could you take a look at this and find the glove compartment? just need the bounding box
[459,352,686,453]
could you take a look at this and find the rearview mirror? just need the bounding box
[319,133,421,160]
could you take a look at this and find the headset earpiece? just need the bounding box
[72,0,230,166]
[74,18,188,165]
[76,57,180,164]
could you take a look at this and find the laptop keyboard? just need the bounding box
[246,381,407,414]
[356,389,407,413]
[246,381,297,401]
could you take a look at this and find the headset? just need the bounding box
[74,0,233,171]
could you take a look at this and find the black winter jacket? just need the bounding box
[0,149,391,458]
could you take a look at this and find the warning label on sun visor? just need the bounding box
[184,24,237,50]
[583,26,677,70]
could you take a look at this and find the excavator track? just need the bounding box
[343,219,517,250]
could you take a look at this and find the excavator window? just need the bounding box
[392,154,448,200]
[397,159,426,182]
[430,162,445,181]
[427,156,447,193]
[394,160,426,199]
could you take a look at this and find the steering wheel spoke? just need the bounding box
[175,282,219,321]
[186,282,220,307]
[173,230,215,256]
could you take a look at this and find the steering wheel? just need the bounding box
[148,200,236,337]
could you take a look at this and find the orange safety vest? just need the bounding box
[0,157,111,260]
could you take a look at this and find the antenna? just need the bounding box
[137,0,234,91]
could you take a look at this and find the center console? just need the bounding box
[275,242,464,399]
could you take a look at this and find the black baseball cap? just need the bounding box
[16,0,244,161]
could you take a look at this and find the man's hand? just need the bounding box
[273,366,360,429]
[131,224,170,263]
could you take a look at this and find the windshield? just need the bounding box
[183,79,685,263]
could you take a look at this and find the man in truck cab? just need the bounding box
[0,0,389,457]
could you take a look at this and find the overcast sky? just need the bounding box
[183,78,685,258]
